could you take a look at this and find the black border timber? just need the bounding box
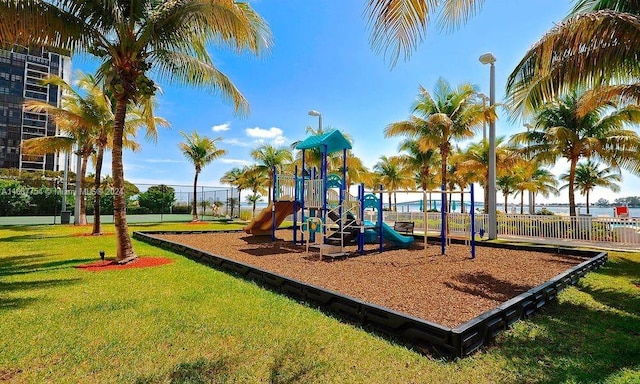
[133,230,607,359]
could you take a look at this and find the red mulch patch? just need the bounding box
[76,257,173,271]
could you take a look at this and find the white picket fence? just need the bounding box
[365,211,640,245]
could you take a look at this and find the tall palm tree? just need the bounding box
[385,78,483,214]
[220,167,245,218]
[241,165,268,218]
[560,160,621,214]
[457,137,516,213]
[512,159,559,214]
[510,89,640,216]
[398,138,440,192]
[373,155,412,211]
[2,0,271,262]
[179,131,227,221]
[22,74,111,226]
[507,1,640,114]
[23,73,166,234]
[497,172,519,214]
[250,144,293,204]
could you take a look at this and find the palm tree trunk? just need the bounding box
[568,159,578,217]
[484,175,489,213]
[92,145,105,235]
[112,96,136,263]
[78,155,88,225]
[586,191,590,215]
[460,192,464,214]
[504,193,508,215]
[520,190,524,214]
[238,188,242,219]
[268,172,273,204]
[192,170,199,221]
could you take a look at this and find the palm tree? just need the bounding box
[560,160,621,214]
[220,167,245,219]
[250,144,293,204]
[23,73,166,234]
[525,167,558,214]
[241,166,268,218]
[385,78,483,214]
[398,138,440,192]
[458,137,516,213]
[373,155,412,211]
[2,0,271,262]
[510,89,640,216]
[507,1,640,114]
[512,160,559,214]
[22,75,110,226]
[179,131,227,221]
[497,172,519,214]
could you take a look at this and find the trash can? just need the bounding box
[60,211,71,224]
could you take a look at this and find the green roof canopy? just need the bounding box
[294,130,352,154]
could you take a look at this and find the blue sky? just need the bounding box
[74,0,639,204]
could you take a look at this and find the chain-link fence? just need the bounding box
[135,183,239,219]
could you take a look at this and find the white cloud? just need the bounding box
[223,138,253,147]
[244,126,288,147]
[246,126,283,139]
[212,122,231,132]
[220,158,252,166]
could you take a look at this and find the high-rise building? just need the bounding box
[0,45,71,172]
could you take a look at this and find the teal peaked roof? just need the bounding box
[294,130,352,154]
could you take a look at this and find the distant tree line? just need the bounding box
[596,197,640,208]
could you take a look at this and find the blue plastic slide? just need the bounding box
[378,221,414,248]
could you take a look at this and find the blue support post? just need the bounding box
[378,185,383,253]
[359,184,365,255]
[470,183,476,259]
[301,151,306,243]
[293,165,298,245]
[271,166,277,242]
[322,145,328,237]
[441,184,446,255]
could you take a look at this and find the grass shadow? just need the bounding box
[0,296,38,311]
[494,299,640,383]
[0,254,94,276]
[0,278,81,293]
[135,357,232,384]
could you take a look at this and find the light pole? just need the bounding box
[524,123,535,214]
[308,110,322,133]
[478,93,490,141]
[479,52,497,239]
[73,144,82,225]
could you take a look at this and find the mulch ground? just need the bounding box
[76,257,172,271]
[154,230,586,328]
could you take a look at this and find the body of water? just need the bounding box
[242,201,640,218]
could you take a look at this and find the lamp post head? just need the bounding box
[479,52,497,65]
[308,110,321,117]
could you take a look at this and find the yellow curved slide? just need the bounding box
[244,201,298,235]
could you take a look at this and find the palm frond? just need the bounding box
[21,136,75,155]
[365,0,438,67]
[151,50,249,115]
[506,11,640,117]
[438,0,486,32]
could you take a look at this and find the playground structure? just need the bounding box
[243,130,477,258]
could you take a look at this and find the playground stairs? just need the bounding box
[308,243,350,259]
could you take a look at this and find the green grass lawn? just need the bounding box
[1,223,638,383]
